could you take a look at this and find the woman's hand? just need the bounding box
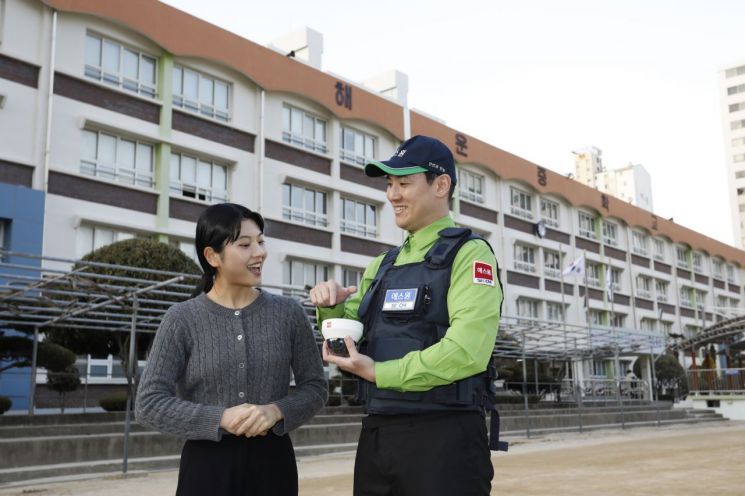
[220,403,283,437]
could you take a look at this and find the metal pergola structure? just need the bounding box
[1,249,676,462]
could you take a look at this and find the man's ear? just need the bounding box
[435,174,452,199]
[203,246,221,269]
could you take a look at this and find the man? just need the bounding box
[310,135,505,496]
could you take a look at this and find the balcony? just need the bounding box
[510,206,533,220]
[514,260,536,274]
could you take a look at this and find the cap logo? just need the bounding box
[396,149,407,158]
[428,162,446,174]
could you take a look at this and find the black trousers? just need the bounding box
[354,411,494,496]
[176,432,298,496]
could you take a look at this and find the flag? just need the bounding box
[563,255,585,278]
[605,265,614,302]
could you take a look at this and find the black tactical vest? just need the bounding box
[357,227,504,416]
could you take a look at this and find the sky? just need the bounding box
[163,0,745,247]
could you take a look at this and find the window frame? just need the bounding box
[513,244,536,274]
[340,197,377,238]
[282,104,328,154]
[509,187,533,220]
[81,129,155,189]
[281,183,328,228]
[459,168,485,204]
[578,211,597,239]
[340,126,376,166]
[84,32,157,99]
[173,64,231,122]
[169,151,229,204]
[540,198,560,228]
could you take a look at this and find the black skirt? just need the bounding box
[176,432,298,496]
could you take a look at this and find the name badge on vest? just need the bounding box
[382,288,418,312]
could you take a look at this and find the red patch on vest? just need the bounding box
[473,261,495,286]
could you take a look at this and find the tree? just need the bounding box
[0,336,76,373]
[634,353,688,398]
[45,238,200,393]
[47,366,81,413]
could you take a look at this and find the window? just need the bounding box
[676,246,689,269]
[516,298,539,323]
[513,244,536,273]
[632,231,648,256]
[546,302,564,322]
[609,313,625,328]
[340,197,377,237]
[510,187,533,220]
[733,137,745,147]
[731,119,745,130]
[282,104,327,153]
[602,221,618,246]
[726,264,736,283]
[578,211,596,239]
[694,290,706,310]
[85,33,156,98]
[0,220,7,261]
[731,298,740,310]
[172,65,230,122]
[340,127,375,166]
[282,184,327,227]
[728,84,745,96]
[653,239,666,262]
[679,287,693,308]
[283,259,329,296]
[540,198,560,228]
[640,319,656,332]
[730,102,745,113]
[684,325,699,339]
[716,295,728,310]
[586,262,600,288]
[543,249,561,279]
[81,130,154,188]
[586,310,602,327]
[660,321,672,335]
[343,267,364,288]
[610,267,622,292]
[655,280,668,302]
[713,259,723,279]
[692,252,703,273]
[734,153,745,163]
[170,153,228,203]
[76,225,146,258]
[726,65,745,78]
[636,276,652,299]
[460,169,485,203]
[592,359,607,377]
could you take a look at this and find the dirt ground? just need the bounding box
[2,422,743,496]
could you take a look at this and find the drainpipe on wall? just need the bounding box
[258,89,265,213]
[42,9,57,193]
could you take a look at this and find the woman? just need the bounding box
[136,203,328,495]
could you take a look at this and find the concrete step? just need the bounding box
[0,416,726,488]
[0,413,367,439]
[0,443,360,486]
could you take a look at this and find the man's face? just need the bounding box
[386,173,448,232]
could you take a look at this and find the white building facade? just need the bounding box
[1,0,744,382]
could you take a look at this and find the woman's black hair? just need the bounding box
[191,203,265,297]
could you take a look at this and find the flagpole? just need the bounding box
[559,241,567,323]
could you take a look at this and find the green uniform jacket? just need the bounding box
[318,215,503,392]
